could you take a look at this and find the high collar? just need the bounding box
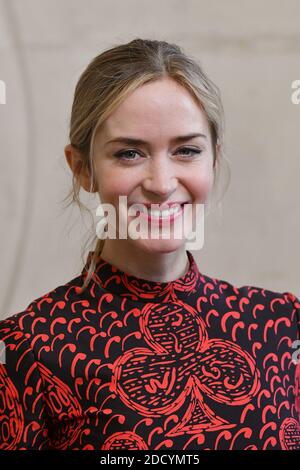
[81,250,201,303]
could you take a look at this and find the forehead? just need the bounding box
[97,77,210,141]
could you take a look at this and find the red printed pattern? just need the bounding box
[0,250,299,450]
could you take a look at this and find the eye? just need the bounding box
[176,147,202,158]
[113,149,141,162]
[113,146,203,163]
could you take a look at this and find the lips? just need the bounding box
[139,203,185,225]
[133,201,190,211]
[126,201,192,228]
[144,201,188,207]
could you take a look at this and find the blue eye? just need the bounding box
[114,149,140,161]
[177,147,202,157]
[114,147,202,162]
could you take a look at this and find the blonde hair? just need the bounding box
[63,38,230,291]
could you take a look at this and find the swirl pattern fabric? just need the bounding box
[0,250,299,450]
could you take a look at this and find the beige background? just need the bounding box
[0,0,299,319]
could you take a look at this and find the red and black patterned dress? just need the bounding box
[0,250,299,450]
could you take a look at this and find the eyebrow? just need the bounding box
[105,133,207,147]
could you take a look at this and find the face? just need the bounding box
[68,77,219,255]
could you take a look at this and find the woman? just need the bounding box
[0,38,299,450]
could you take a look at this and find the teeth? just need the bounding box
[147,205,181,218]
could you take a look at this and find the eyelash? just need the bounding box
[113,147,202,162]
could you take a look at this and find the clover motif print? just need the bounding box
[111,301,261,433]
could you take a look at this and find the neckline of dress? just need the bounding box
[81,250,201,303]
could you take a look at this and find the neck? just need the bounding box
[99,239,190,283]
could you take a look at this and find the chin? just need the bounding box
[134,238,186,254]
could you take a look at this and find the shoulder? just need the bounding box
[0,272,85,341]
[202,269,299,313]
[197,271,300,338]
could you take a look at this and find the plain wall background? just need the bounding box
[0,0,299,319]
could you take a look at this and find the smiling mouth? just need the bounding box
[145,205,182,218]
[129,202,190,221]
[130,201,190,213]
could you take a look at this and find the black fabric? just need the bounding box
[0,250,299,450]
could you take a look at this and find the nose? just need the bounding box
[141,156,178,198]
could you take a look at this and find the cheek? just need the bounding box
[95,165,135,203]
[187,170,214,201]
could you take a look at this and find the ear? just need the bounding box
[64,144,97,192]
